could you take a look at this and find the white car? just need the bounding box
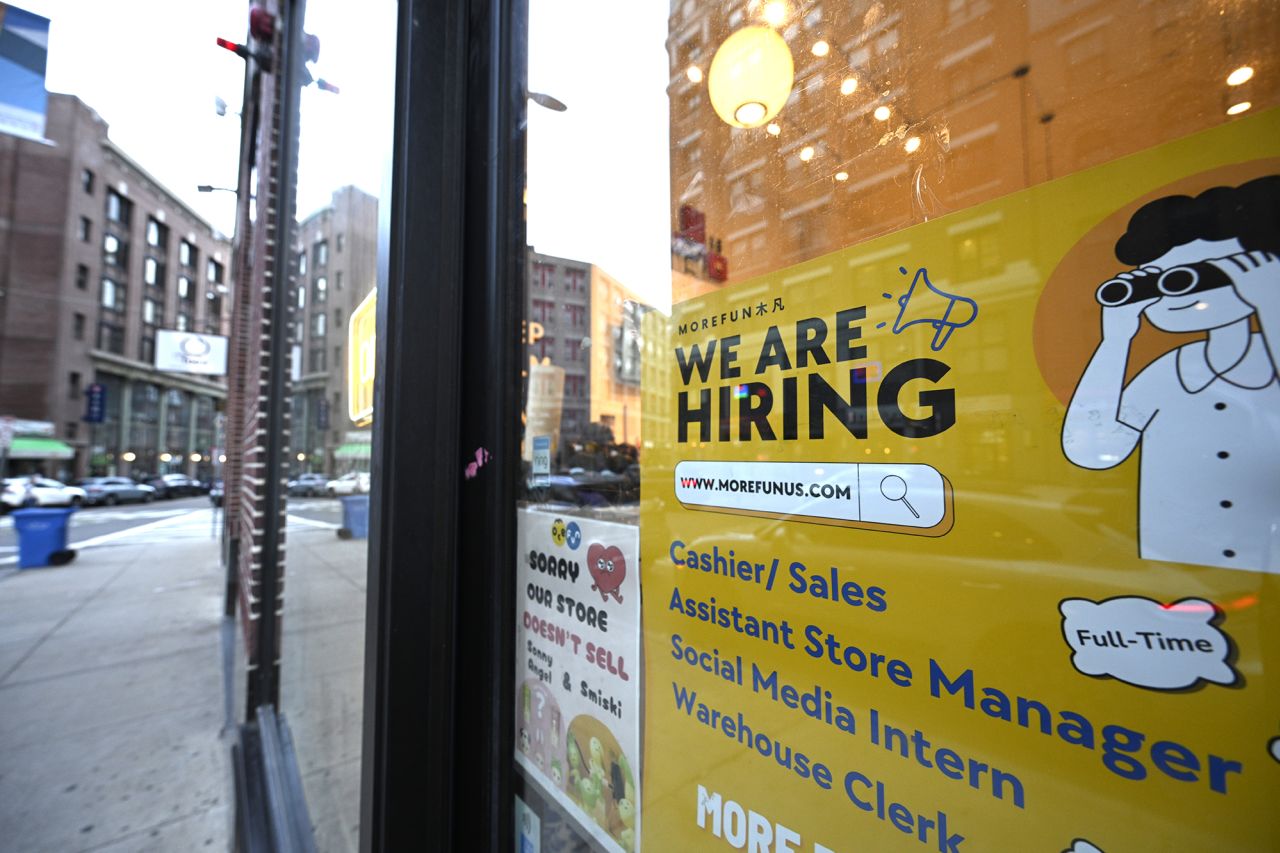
[1,478,87,511]
[325,471,370,497]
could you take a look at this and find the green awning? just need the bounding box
[8,437,75,460]
[334,442,372,460]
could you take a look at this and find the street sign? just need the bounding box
[84,383,106,423]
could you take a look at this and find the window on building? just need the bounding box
[140,334,155,364]
[336,233,344,253]
[177,313,191,332]
[81,169,94,194]
[536,335,555,360]
[206,294,223,331]
[531,298,554,323]
[96,322,124,354]
[207,259,224,284]
[564,374,586,398]
[105,189,132,226]
[146,217,168,250]
[313,240,328,267]
[73,313,86,341]
[335,270,343,291]
[178,276,192,301]
[312,313,327,337]
[76,264,89,290]
[533,261,555,289]
[297,286,306,308]
[334,344,342,365]
[334,307,343,329]
[564,303,586,327]
[309,347,327,373]
[143,298,159,326]
[299,250,307,276]
[566,269,586,292]
[294,320,305,342]
[100,278,123,311]
[314,276,327,304]
[65,422,78,441]
[103,233,127,268]
[144,256,160,285]
[68,371,82,400]
[79,217,91,242]
[179,240,195,267]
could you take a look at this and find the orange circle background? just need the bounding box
[1033,159,1280,405]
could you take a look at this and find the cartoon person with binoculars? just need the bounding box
[1063,175,1279,573]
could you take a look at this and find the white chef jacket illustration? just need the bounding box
[1116,333,1280,572]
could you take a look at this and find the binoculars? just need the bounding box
[1095,261,1233,306]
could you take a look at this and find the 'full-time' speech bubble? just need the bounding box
[1060,597,1238,690]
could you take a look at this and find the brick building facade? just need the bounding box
[0,93,232,479]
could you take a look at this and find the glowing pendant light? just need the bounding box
[707,26,795,129]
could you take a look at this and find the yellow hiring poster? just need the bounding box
[640,110,1280,852]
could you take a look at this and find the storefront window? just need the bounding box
[513,1,1278,851]
[275,1,394,849]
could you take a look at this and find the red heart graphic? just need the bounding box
[586,543,626,603]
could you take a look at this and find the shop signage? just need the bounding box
[640,111,1279,850]
[348,288,376,426]
[516,508,641,853]
[83,383,106,423]
[154,330,228,376]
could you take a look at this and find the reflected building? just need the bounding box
[0,93,232,479]
[667,0,1278,295]
[290,185,379,476]
[526,249,651,459]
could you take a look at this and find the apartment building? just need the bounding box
[290,184,379,476]
[0,93,232,479]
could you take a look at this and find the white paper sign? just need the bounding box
[515,508,640,853]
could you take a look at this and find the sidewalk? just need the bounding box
[0,521,230,852]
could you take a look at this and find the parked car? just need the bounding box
[288,473,328,497]
[76,477,157,506]
[1,477,87,512]
[209,480,224,508]
[325,472,370,497]
[145,473,207,499]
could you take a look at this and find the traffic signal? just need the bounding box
[216,6,276,69]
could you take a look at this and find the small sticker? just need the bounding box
[515,794,540,853]
[550,518,568,546]
[532,436,551,488]
[565,521,582,550]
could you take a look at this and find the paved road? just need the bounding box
[0,494,348,564]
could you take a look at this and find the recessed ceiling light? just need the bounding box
[904,136,921,153]
[811,40,829,57]
[873,105,891,121]
[766,122,781,136]
[687,66,703,83]
[840,77,858,95]
[835,171,849,182]
[1226,66,1254,86]
[1227,101,1252,115]
[799,145,815,162]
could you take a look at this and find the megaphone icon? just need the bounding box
[891,267,978,351]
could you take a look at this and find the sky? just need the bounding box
[17,0,672,304]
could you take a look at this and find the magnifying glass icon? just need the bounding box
[879,475,919,518]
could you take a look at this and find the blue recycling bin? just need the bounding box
[338,495,370,539]
[12,507,77,569]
